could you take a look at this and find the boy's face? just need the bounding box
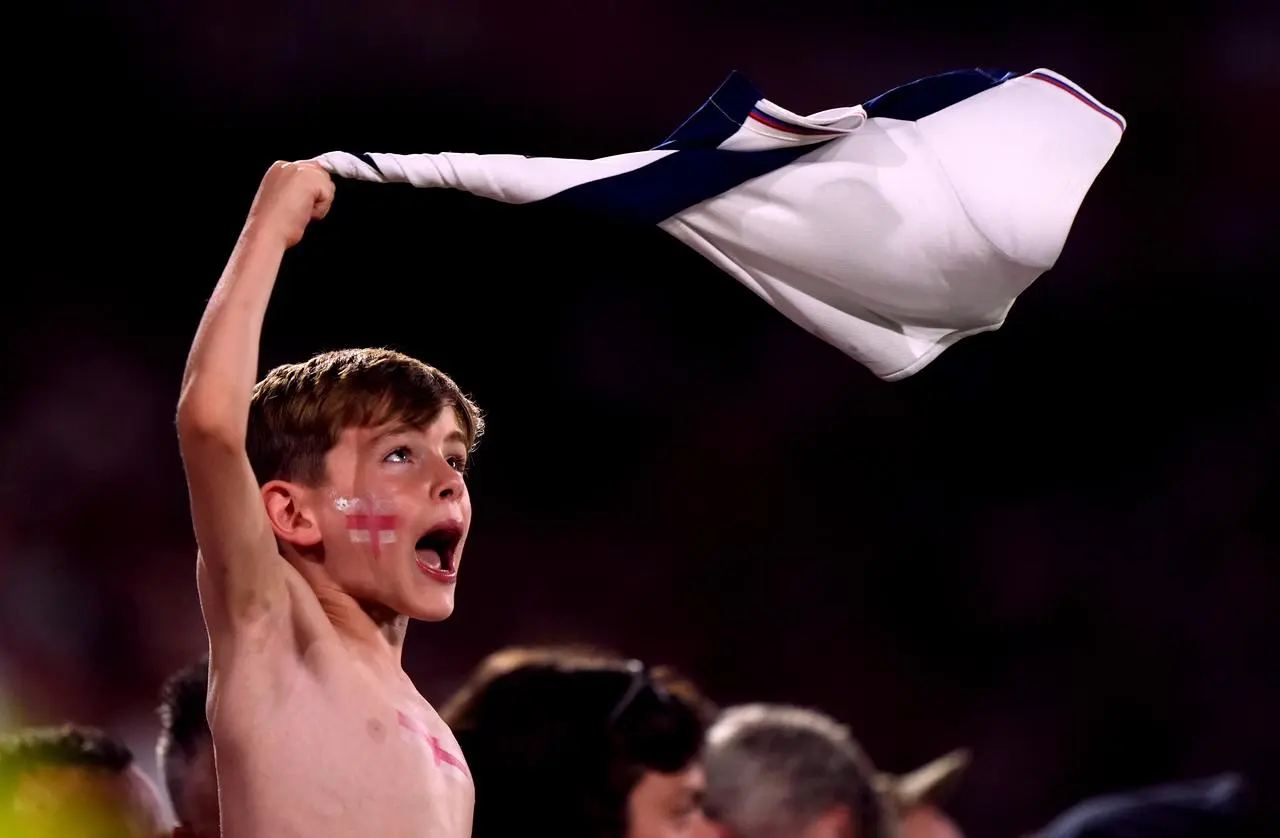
[289,408,473,621]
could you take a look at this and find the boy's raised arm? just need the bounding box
[176,161,335,625]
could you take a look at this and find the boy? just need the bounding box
[176,161,483,838]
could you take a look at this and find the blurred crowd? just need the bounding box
[0,644,1258,837]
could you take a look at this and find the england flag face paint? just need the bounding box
[333,495,400,560]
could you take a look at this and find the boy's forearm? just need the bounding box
[177,225,287,443]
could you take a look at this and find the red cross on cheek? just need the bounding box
[346,512,399,558]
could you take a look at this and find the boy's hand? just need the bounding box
[245,161,336,249]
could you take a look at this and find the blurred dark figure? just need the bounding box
[699,704,895,838]
[156,655,218,838]
[880,750,970,838]
[0,723,169,838]
[1034,773,1257,838]
[441,645,716,838]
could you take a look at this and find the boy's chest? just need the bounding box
[214,668,475,837]
[323,674,470,783]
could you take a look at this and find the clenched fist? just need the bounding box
[245,161,336,249]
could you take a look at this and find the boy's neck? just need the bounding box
[314,583,410,672]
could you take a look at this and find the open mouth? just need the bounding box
[414,523,462,582]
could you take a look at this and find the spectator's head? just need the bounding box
[879,750,970,838]
[0,723,168,838]
[700,704,894,838]
[156,655,218,838]
[1032,772,1253,838]
[442,645,717,838]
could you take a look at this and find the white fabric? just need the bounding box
[312,67,1124,380]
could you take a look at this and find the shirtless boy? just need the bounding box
[176,161,483,838]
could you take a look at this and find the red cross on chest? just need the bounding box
[396,711,470,779]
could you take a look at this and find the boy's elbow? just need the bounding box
[176,386,246,446]
[177,403,234,446]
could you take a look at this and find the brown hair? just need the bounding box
[246,347,484,486]
[156,655,210,820]
[442,645,717,838]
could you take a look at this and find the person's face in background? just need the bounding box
[170,735,220,838]
[899,804,965,838]
[628,763,708,838]
[9,763,169,838]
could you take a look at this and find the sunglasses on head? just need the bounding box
[606,660,701,774]
[607,660,671,726]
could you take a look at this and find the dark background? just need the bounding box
[3,1,1277,834]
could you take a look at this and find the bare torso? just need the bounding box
[204,568,473,838]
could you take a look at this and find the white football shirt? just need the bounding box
[314,67,1125,380]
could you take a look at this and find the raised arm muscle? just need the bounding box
[177,223,289,624]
